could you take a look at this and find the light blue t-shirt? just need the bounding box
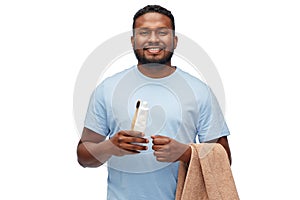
[84,66,230,200]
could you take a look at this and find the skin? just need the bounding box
[131,12,178,78]
[77,12,232,167]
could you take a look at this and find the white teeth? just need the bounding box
[147,48,160,53]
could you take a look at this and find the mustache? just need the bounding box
[134,45,168,50]
[134,42,166,49]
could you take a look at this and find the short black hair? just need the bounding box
[133,5,175,31]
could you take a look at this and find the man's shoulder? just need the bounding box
[105,66,135,81]
[92,66,135,98]
[176,67,208,88]
[98,66,135,87]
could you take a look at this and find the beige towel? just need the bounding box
[175,143,239,200]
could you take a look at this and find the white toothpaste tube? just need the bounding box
[132,100,149,133]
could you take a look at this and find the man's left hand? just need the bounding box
[151,135,191,163]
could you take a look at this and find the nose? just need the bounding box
[148,31,160,43]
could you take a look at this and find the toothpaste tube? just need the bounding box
[132,100,149,133]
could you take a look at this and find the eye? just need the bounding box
[158,31,168,36]
[139,30,150,36]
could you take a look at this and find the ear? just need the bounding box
[131,36,135,48]
[173,35,178,49]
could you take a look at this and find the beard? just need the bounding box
[133,49,174,65]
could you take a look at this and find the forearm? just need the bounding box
[178,145,191,164]
[77,140,116,168]
[216,136,232,165]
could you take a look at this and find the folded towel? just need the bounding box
[176,143,239,200]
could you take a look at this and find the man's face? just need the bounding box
[131,12,178,65]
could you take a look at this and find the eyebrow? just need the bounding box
[136,27,170,30]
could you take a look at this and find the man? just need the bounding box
[77,5,231,200]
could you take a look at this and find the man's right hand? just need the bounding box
[109,130,149,156]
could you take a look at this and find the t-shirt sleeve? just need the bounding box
[197,88,230,142]
[84,84,109,137]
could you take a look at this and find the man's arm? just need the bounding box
[151,135,232,165]
[216,136,232,165]
[77,128,111,167]
[178,136,232,165]
[77,127,149,168]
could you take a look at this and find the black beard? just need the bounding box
[133,49,174,65]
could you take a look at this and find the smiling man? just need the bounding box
[77,5,232,200]
[132,8,178,79]
[132,12,177,64]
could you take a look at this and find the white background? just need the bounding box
[1,0,299,199]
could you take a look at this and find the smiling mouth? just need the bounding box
[144,47,164,54]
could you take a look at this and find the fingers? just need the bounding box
[151,136,189,162]
[123,130,145,138]
[153,151,170,162]
[111,145,143,156]
[111,130,149,154]
[151,135,171,153]
[151,135,171,145]
[152,145,164,151]
[118,133,149,144]
[119,142,148,152]
[116,130,148,143]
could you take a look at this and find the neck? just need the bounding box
[137,63,176,78]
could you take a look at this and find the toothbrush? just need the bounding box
[131,100,140,130]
